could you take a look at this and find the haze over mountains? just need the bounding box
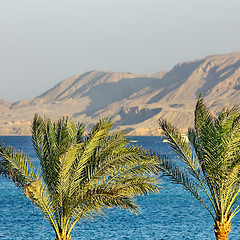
[1,51,240,135]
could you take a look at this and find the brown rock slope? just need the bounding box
[1,52,240,135]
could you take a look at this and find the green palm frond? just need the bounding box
[24,178,60,235]
[32,115,58,194]
[159,119,203,182]
[158,154,214,218]
[194,96,216,138]
[0,146,39,186]
[0,146,60,236]
[65,125,160,226]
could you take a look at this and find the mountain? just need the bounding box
[1,51,240,135]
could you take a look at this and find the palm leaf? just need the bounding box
[0,146,39,186]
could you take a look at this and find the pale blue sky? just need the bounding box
[1,0,240,102]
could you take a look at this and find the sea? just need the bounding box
[0,136,240,240]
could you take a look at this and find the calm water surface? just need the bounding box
[0,136,239,239]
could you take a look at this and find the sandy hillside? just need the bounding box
[1,52,240,135]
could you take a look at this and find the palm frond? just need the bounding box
[32,114,58,194]
[69,119,114,189]
[159,119,203,181]
[158,154,215,218]
[24,178,60,235]
[0,146,39,187]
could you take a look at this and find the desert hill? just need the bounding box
[1,51,240,135]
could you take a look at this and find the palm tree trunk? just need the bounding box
[55,234,71,240]
[55,237,71,240]
[214,218,231,240]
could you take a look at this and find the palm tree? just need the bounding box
[158,96,240,240]
[0,114,160,240]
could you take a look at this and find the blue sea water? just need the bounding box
[0,136,240,240]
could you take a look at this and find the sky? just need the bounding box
[1,0,240,102]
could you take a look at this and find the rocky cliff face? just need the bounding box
[1,52,240,135]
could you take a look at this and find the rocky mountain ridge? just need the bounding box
[1,51,240,135]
